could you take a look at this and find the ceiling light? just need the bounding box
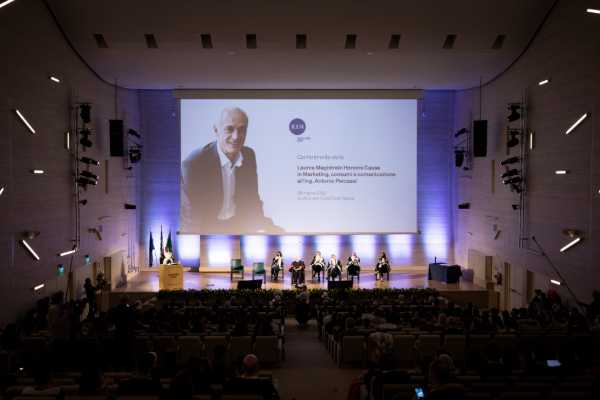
[555,170,569,175]
[49,76,60,83]
[65,131,70,150]
[21,239,40,260]
[33,283,45,291]
[0,0,17,10]
[550,279,561,285]
[31,169,44,174]
[15,109,36,134]
[565,113,588,135]
[538,79,550,86]
[507,104,521,122]
[560,237,581,252]
[529,131,534,150]
[0,186,4,196]
[501,156,520,166]
[80,157,100,166]
[59,248,77,257]
[587,8,600,14]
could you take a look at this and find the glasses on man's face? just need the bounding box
[223,124,247,136]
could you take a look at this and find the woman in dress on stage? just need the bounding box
[310,251,325,282]
[375,251,390,280]
[327,254,342,281]
[271,251,283,281]
[347,252,361,279]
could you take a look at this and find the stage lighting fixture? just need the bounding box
[124,203,137,210]
[565,113,588,135]
[501,169,520,179]
[587,8,600,14]
[79,199,88,206]
[80,103,91,124]
[454,128,468,137]
[501,156,520,166]
[127,128,141,139]
[57,264,65,276]
[538,79,550,86]
[503,176,522,185]
[21,239,40,261]
[80,171,99,181]
[507,130,520,148]
[33,283,45,292]
[458,202,470,209]
[507,104,521,122]
[560,229,583,253]
[0,1,17,10]
[454,150,465,167]
[14,109,36,134]
[79,128,92,148]
[550,279,561,286]
[511,204,520,210]
[129,147,142,164]
[80,157,100,166]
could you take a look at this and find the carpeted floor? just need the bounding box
[270,319,361,400]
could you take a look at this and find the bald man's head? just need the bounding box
[214,107,248,161]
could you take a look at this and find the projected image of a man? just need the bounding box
[181,107,279,233]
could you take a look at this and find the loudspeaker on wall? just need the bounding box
[473,120,487,157]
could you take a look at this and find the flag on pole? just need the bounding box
[159,225,165,264]
[166,230,173,253]
[149,230,155,267]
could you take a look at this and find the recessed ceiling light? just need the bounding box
[538,79,550,86]
[49,76,60,83]
[587,8,600,14]
[0,186,4,196]
[58,248,77,257]
[555,170,568,175]
[550,279,561,285]
[33,283,45,291]
[31,169,45,175]
[0,0,16,10]
[565,113,588,135]
[560,237,581,252]
[15,109,35,134]
[529,131,534,150]
[21,239,40,260]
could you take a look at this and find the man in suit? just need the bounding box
[181,107,279,233]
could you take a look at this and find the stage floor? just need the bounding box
[115,266,484,293]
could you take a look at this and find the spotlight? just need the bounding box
[80,157,100,166]
[507,104,521,122]
[501,169,520,179]
[503,176,522,185]
[129,147,142,164]
[21,239,40,261]
[454,150,465,167]
[507,130,520,148]
[79,199,88,206]
[511,204,520,210]
[458,202,470,209]
[80,171,99,181]
[14,109,36,134]
[501,156,520,166]
[560,229,583,252]
[454,128,468,137]
[565,113,588,135]
[65,131,71,150]
[79,128,92,148]
[128,128,141,139]
[33,283,45,292]
[80,104,92,124]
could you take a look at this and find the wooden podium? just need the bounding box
[159,263,184,291]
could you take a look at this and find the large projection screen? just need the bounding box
[178,91,418,235]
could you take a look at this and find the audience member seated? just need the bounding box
[327,254,342,281]
[169,356,212,400]
[347,252,361,279]
[21,358,64,399]
[425,354,464,400]
[117,351,162,395]
[310,251,326,281]
[224,354,279,400]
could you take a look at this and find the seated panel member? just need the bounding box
[347,252,361,277]
[327,254,342,281]
[375,251,390,280]
[271,251,283,281]
[310,251,325,281]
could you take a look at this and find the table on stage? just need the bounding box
[159,263,184,290]
[428,262,462,284]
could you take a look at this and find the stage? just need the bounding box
[112,266,490,307]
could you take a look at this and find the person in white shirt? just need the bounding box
[347,252,361,279]
[271,251,283,280]
[327,254,342,281]
[310,251,325,282]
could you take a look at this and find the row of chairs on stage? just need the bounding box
[230,259,390,284]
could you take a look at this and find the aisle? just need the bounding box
[271,319,360,400]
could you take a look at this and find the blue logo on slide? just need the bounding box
[289,118,306,135]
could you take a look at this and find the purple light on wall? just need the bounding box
[243,235,268,263]
[351,235,376,264]
[316,235,341,259]
[422,220,449,262]
[386,234,414,264]
[278,235,304,262]
[208,236,232,266]
[177,234,200,266]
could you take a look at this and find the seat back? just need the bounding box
[254,336,280,364]
[229,336,253,365]
[341,335,364,364]
[177,336,203,366]
[253,262,265,273]
[392,335,415,367]
[231,259,243,269]
[204,335,228,360]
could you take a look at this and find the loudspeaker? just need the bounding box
[327,280,353,290]
[109,119,125,157]
[237,279,263,290]
[458,202,470,209]
[473,120,487,157]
